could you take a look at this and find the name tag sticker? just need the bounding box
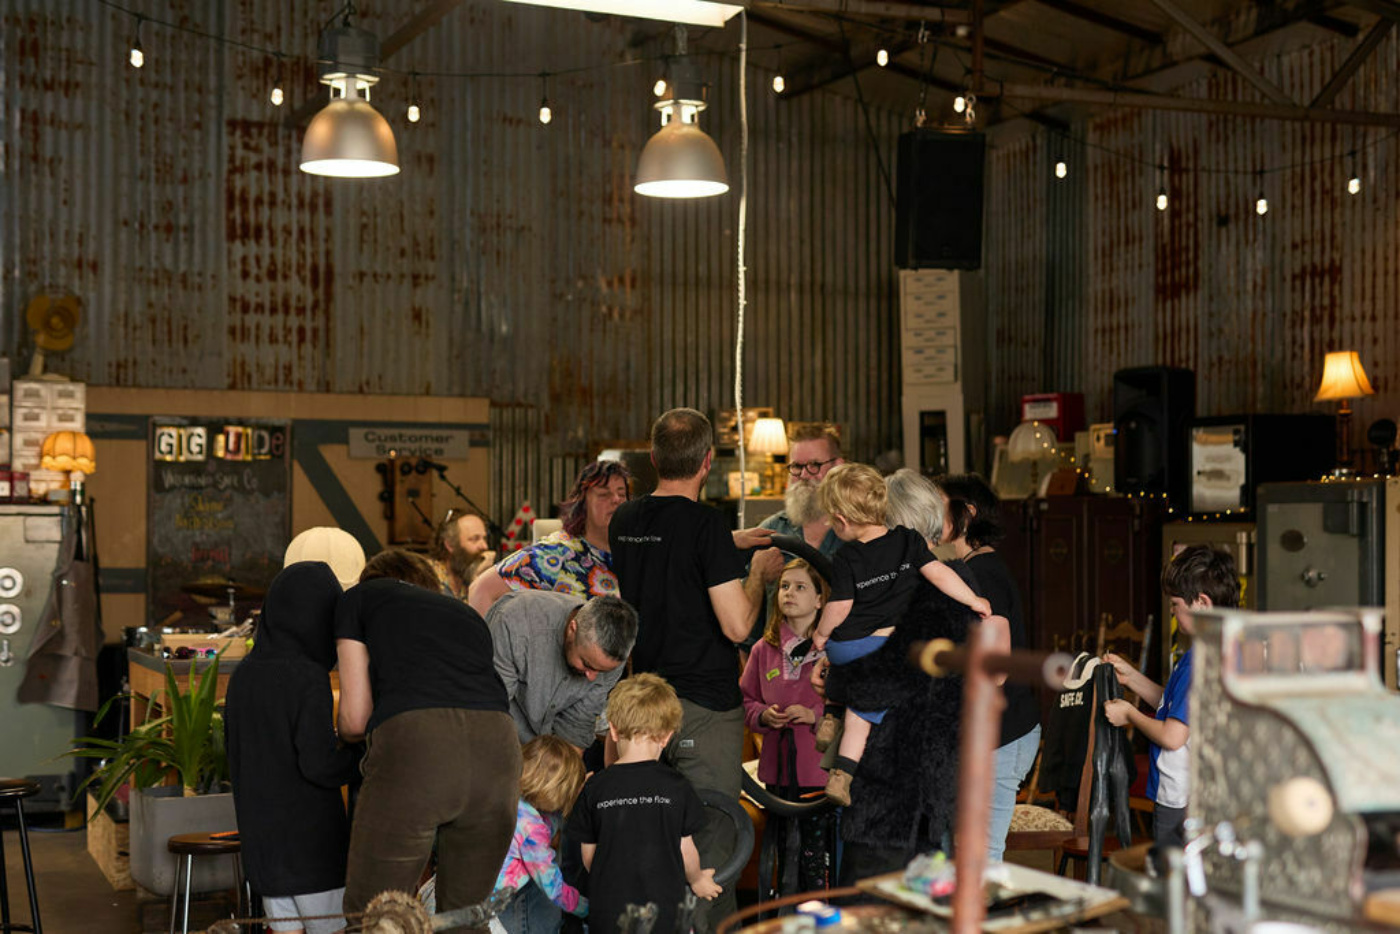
[765,667,781,681]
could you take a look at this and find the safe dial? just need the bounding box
[0,567,22,599]
[0,604,19,635]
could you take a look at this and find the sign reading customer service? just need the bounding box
[348,427,470,460]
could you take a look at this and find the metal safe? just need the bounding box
[1258,480,1385,614]
[0,504,84,811]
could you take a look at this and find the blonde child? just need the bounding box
[493,734,588,933]
[810,464,990,805]
[565,674,719,934]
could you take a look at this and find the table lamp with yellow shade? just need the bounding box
[747,417,788,494]
[40,430,97,502]
[1314,351,1375,475]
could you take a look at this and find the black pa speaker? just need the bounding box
[1113,366,1196,507]
[895,130,985,270]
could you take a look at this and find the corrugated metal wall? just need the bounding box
[0,0,905,518]
[986,30,1400,442]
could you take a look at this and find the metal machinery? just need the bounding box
[0,503,83,811]
[1187,606,1400,930]
[1258,478,1400,689]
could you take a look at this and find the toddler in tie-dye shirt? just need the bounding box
[492,735,588,933]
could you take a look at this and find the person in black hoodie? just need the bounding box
[226,561,361,934]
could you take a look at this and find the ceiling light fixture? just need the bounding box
[270,54,285,106]
[406,72,421,123]
[876,47,890,67]
[1155,163,1167,211]
[1347,150,1361,195]
[538,74,553,125]
[300,2,400,179]
[501,0,741,27]
[129,15,145,69]
[634,27,728,199]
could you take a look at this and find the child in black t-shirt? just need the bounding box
[565,673,720,934]
[810,464,991,805]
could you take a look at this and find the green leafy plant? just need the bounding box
[68,656,228,815]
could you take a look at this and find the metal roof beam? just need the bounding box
[997,81,1400,127]
[1309,16,1393,107]
[1032,0,1163,44]
[1144,0,1296,105]
[750,0,971,22]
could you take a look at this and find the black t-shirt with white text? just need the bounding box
[608,495,746,710]
[566,760,706,934]
[828,526,936,641]
[334,578,507,735]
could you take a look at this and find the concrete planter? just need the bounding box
[128,786,238,896]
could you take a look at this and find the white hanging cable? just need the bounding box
[734,10,750,530]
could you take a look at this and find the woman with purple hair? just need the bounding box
[469,460,631,616]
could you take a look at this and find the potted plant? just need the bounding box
[69,656,237,895]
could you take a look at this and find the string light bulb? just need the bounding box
[653,78,667,97]
[876,48,889,67]
[1055,159,1067,179]
[538,74,552,125]
[1155,164,1167,212]
[953,95,966,113]
[269,55,284,105]
[1255,170,1268,215]
[129,15,145,69]
[1347,150,1361,195]
[772,74,784,94]
[407,73,421,123]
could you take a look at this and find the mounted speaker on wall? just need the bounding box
[895,130,985,270]
[1113,366,1196,508]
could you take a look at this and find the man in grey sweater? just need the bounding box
[485,589,637,751]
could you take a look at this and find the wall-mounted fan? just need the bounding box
[26,290,81,378]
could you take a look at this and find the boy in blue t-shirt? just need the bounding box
[1103,544,1239,849]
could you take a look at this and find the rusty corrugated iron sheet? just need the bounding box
[986,27,1400,442]
[0,0,906,518]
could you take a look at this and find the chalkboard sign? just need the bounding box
[147,418,291,626]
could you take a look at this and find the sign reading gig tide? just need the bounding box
[153,424,288,462]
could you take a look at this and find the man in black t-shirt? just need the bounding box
[608,407,770,930]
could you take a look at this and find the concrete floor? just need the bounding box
[1,819,241,934]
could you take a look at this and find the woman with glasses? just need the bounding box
[469,460,631,616]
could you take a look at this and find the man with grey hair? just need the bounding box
[486,590,637,751]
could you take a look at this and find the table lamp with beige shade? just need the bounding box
[747,416,788,494]
[1314,350,1375,475]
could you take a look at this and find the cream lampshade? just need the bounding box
[747,418,789,456]
[1315,350,1375,473]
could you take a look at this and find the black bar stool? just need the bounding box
[0,779,42,934]
[166,832,247,934]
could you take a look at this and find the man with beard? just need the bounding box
[747,423,847,636]
[427,509,494,600]
[486,590,637,751]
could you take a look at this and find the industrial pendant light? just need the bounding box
[300,4,399,179]
[634,27,728,199]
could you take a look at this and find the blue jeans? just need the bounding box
[987,724,1041,862]
[497,881,561,934]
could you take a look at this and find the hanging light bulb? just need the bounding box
[129,15,145,69]
[270,55,284,106]
[1055,159,1067,179]
[538,74,552,124]
[772,74,784,94]
[1255,170,1267,215]
[635,28,728,199]
[953,95,966,113]
[407,72,421,123]
[1348,150,1361,195]
[1155,164,1168,212]
[300,12,400,179]
[876,48,889,67]
[1156,187,1168,212]
[653,78,668,97]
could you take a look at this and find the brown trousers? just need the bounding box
[343,707,522,931]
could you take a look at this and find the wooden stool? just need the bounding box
[166,832,247,934]
[0,779,42,934]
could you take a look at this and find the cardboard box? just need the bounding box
[86,794,134,892]
[12,429,47,464]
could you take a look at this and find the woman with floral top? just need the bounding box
[470,461,630,616]
[493,735,589,933]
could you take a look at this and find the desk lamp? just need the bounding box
[747,417,788,495]
[1314,351,1375,475]
[40,430,96,503]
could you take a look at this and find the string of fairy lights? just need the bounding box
[103,0,1393,204]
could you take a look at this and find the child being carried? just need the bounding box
[810,464,990,805]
